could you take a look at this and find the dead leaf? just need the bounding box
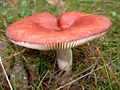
[9,0,20,6]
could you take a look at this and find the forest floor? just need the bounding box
[0,0,120,90]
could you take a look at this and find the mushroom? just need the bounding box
[6,12,111,72]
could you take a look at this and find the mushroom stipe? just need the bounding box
[6,12,112,71]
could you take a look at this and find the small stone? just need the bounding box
[10,60,28,90]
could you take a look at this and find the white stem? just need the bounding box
[56,49,72,72]
[0,57,13,90]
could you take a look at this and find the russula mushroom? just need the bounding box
[6,12,111,72]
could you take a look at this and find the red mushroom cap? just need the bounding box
[6,12,112,50]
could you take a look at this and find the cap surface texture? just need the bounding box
[6,12,112,50]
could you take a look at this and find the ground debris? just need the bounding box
[0,40,7,57]
[0,40,9,89]
[46,0,63,5]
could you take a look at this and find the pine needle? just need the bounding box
[0,57,13,90]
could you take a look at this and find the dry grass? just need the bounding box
[0,0,120,90]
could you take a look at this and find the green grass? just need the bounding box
[0,0,120,90]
